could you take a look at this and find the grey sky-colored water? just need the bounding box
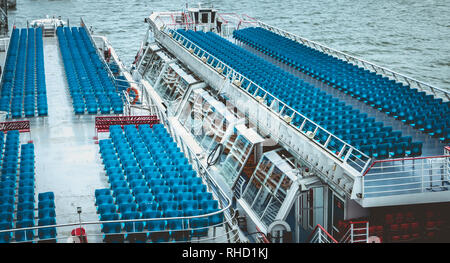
[8,0,450,90]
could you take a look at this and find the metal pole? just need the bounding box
[77,207,82,243]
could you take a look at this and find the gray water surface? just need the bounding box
[8,0,450,90]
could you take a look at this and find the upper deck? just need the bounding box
[138,8,449,213]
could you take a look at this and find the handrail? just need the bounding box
[79,17,116,82]
[307,224,338,243]
[363,153,450,176]
[0,215,238,243]
[362,153,450,199]
[164,28,371,174]
[0,36,10,85]
[338,220,369,243]
[256,21,450,101]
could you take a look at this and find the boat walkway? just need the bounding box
[29,36,107,242]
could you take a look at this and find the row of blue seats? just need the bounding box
[7,193,56,243]
[173,29,422,159]
[0,131,56,242]
[95,191,215,242]
[95,124,222,242]
[57,27,123,114]
[233,27,449,143]
[0,28,48,118]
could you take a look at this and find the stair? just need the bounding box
[43,27,55,37]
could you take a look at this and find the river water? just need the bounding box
[8,0,450,90]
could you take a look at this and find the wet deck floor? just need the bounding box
[29,36,108,242]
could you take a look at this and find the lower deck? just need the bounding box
[0,34,235,243]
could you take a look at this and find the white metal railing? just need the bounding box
[0,214,238,243]
[362,154,450,198]
[164,28,371,174]
[308,224,338,243]
[80,18,117,82]
[0,36,10,83]
[339,221,369,243]
[257,21,450,102]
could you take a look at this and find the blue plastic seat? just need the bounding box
[191,184,207,194]
[118,203,138,213]
[17,210,34,221]
[147,220,169,243]
[15,219,35,242]
[135,193,155,204]
[0,212,13,223]
[392,142,407,158]
[160,201,178,211]
[139,202,159,212]
[205,208,224,226]
[38,217,57,241]
[95,188,111,198]
[409,142,423,157]
[200,200,218,210]
[181,200,198,210]
[113,187,131,197]
[0,222,12,243]
[115,194,134,205]
[0,204,14,213]
[38,208,56,219]
[374,143,391,159]
[97,203,117,215]
[95,195,114,206]
[122,212,144,232]
[190,217,209,237]
[196,192,213,202]
[176,191,194,201]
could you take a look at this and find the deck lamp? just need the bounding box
[77,207,83,243]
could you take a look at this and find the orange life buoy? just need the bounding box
[127,87,139,104]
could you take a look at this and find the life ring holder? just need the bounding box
[133,47,143,65]
[105,48,112,63]
[127,87,139,105]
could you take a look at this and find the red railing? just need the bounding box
[307,224,338,243]
[95,115,159,134]
[0,120,30,133]
[255,226,270,243]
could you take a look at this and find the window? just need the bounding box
[242,153,294,227]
